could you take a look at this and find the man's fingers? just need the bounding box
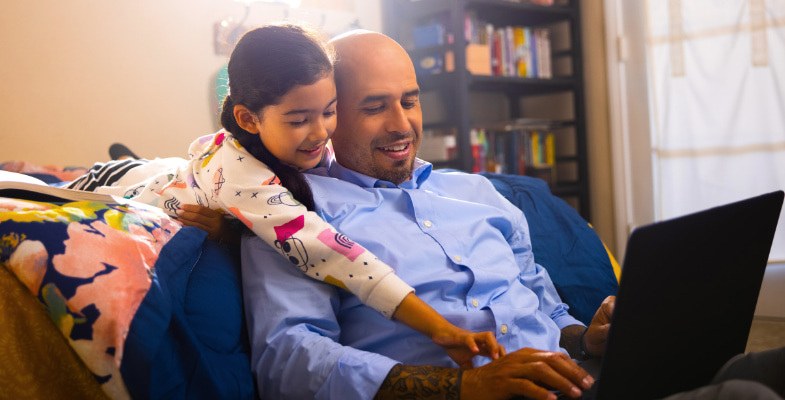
[600,296,615,319]
[542,352,594,391]
[512,351,592,393]
[511,379,557,400]
[519,360,585,399]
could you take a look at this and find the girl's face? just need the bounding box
[254,74,337,169]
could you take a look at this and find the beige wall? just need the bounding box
[0,0,616,252]
[0,0,380,167]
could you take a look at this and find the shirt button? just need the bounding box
[454,255,461,262]
[423,220,432,228]
[501,324,508,334]
[471,298,479,307]
[380,184,388,188]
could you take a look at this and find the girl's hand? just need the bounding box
[178,204,238,244]
[432,327,507,370]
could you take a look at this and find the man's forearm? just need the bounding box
[560,324,588,360]
[374,364,462,400]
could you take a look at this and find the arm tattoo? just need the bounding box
[560,324,588,360]
[374,364,462,400]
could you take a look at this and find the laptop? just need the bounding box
[594,191,784,400]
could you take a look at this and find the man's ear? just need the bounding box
[233,105,260,134]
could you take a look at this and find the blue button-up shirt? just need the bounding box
[242,159,583,400]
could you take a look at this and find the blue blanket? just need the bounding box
[122,228,254,399]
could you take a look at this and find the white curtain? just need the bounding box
[646,0,785,261]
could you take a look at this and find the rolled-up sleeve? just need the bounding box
[241,235,399,400]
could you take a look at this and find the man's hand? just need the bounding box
[177,204,238,244]
[461,348,595,400]
[584,296,615,357]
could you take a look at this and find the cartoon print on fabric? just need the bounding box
[157,173,186,196]
[199,132,225,168]
[273,215,309,272]
[187,174,210,208]
[124,184,146,199]
[163,197,181,216]
[263,175,282,186]
[316,229,365,262]
[212,167,226,201]
[267,191,301,207]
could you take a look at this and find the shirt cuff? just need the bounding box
[363,272,414,319]
[552,314,585,331]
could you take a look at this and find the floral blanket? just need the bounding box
[0,198,182,399]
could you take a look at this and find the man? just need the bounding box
[241,31,784,400]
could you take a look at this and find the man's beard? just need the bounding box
[370,158,415,185]
[368,132,418,184]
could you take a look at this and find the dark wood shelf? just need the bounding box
[394,0,574,25]
[406,43,454,57]
[551,49,573,58]
[550,181,581,197]
[385,0,591,221]
[422,121,457,131]
[466,0,575,26]
[416,71,576,96]
[469,74,576,94]
[430,160,461,170]
[555,155,579,163]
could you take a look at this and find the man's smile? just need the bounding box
[377,141,412,160]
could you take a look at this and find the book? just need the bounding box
[466,44,491,75]
[545,133,556,165]
[513,27,526,77]
[492,29,502,76]
[529,28,539,78]
[413,22,444,49]
[0,180,127,205]
[523,28,534,78]
[414,53,444,75]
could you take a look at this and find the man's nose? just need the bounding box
[384,104,412,134]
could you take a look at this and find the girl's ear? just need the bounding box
[233,105,261,134]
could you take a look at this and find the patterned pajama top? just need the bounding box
[68,131,413,318]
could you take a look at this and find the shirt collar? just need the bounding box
[327,158,433,189]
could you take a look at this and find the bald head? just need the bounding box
[330,31,414,95]
[326,30,422,184]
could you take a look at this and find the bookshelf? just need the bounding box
[383,0,591,221]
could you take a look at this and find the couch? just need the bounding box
[0,171,618,399]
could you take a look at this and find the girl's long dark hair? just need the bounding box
[220,23,334,211]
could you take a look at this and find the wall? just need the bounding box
[0,0,380,167]
[0,0,618,250]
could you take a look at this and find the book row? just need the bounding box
[411,11,553,78]
[419,128,558,181]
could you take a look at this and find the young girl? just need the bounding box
[68,23,503,367]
